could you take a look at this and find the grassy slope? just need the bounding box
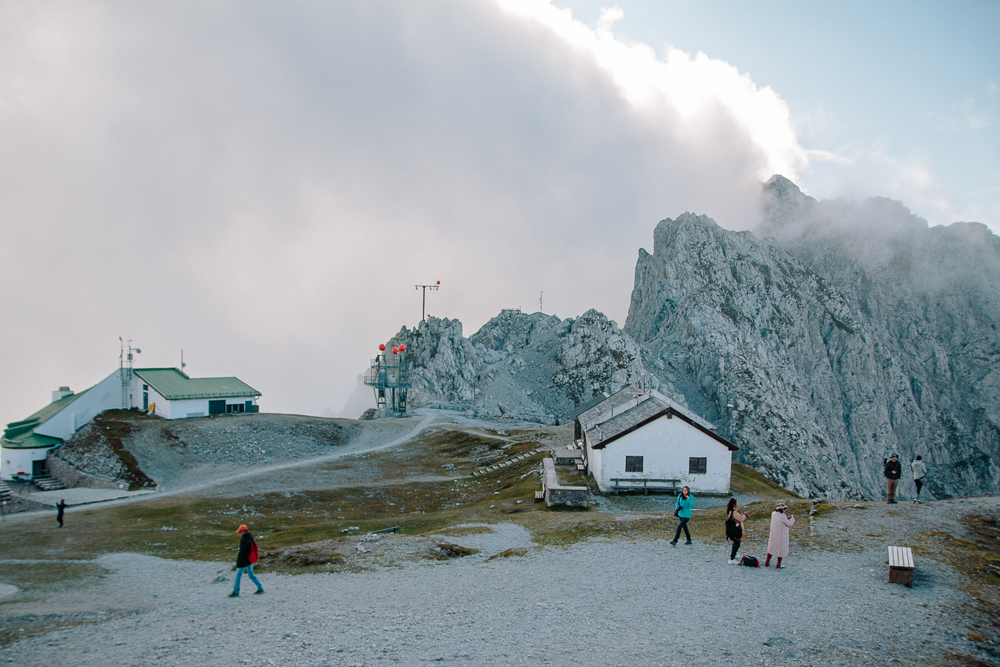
[1,431,808,567]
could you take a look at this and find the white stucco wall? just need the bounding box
[591,414,733,494]
[152,395,257,419]
[164,398,209,418]
[34,370,123,441]
[1,445,51,480]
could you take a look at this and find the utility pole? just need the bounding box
[415,281,440,322]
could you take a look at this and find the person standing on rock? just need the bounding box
[229,524,264,598]
[911,455,927,503]
[725,498,747,563]
[670,486,694,546]
[884,454,902,504]
[56,499,67,528]
[764,502,796,568]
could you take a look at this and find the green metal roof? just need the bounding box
[1,389,88,449]
[134,368,261,401]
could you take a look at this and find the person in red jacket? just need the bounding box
[229,525,264,597]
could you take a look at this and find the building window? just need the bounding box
[625,456,643,473]
[689,457,707,474]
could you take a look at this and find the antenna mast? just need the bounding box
[119,338,141,409]
[414,281,440,322]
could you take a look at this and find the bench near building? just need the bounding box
[576,385,737,495]
[1,366,260,482]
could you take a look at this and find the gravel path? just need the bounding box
[0,512,982,667]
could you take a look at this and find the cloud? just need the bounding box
[0,0,808,421]
[499,0,808,180]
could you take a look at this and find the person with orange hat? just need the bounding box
[229,524,263,597]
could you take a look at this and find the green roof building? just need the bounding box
[2,366,262,481]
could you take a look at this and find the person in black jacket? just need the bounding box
[884,454,902,504]
[56,499,67,528]
[229,524,264,597]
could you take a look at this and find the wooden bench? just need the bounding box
[534,490,545,503]
[609,478,681,495]
[888,546,915,587]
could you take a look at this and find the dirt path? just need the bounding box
[0,412,437,526]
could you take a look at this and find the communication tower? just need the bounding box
[363,343,411,417]
[119,338,141,409]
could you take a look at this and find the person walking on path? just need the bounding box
[56,500,67,528]
[670,486,694,546]
[725,498,748,563]
[764,502,796,568]
[912,455,927,503]
[884,454,902,503]
[229,524,264,598]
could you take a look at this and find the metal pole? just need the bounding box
[415,283,440,323]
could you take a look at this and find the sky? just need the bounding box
[1,0,997,424]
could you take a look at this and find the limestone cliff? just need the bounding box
[624,177,1000,499]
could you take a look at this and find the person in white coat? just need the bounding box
[764,502,796,569]
[912,455,927,502]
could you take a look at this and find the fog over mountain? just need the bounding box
[386,177,1000,500]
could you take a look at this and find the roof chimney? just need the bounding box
[52,386,73,402]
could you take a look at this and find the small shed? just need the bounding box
[577,385,737,494]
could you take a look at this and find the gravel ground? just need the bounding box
[3,498,997,667]
[120,414,418,493]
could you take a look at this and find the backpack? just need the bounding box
[248,541,259,565]
[740,555,759,567]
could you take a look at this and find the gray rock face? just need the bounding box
[386,309,653,421]
[624,176,1000,499]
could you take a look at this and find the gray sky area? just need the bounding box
[2,1,996,422]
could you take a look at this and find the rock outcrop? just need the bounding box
[624,177,1000,499]
[386,309,654,422]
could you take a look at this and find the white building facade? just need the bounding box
[130,368,260,419]
[578,386,737,494]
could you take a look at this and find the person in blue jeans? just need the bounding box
[670,486,694,545]
[229,524,264,597]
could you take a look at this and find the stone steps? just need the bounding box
[473,449,542,476]
[32,475,66,492]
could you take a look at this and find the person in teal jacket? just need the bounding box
[670,486,694,545]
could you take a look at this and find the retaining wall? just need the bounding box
[542,458,588,508]
[47,452,127,490]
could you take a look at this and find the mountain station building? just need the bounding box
[1,367,260,481]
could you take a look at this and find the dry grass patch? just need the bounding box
[485,547,532,561]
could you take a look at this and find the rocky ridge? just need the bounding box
[385,309,660,422]
[374,177,999,500]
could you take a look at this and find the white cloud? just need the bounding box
[498,0,808,180]
[0,0,809,422]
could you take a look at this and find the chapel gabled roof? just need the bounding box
[579,385,737,451]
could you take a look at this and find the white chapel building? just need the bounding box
[576,385,737,494]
